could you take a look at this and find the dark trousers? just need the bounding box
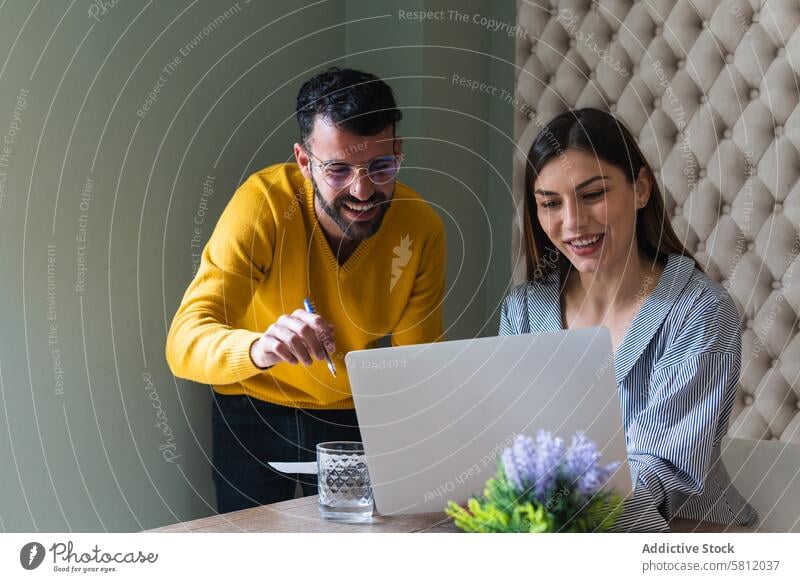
[211,393,362,514]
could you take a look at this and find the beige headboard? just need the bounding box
[513,0,800,442]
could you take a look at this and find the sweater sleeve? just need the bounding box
[165,178,275,385]
[391,223,446,346]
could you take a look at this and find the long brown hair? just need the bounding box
[523,108,696,281]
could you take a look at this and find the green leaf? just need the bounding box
[444,465,624,533]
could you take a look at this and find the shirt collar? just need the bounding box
[613,254,696,385]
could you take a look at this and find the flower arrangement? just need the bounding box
[446,430,624,533]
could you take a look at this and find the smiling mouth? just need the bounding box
[341,201,377,212]
[565,233,605,250]
[339,199,383,223]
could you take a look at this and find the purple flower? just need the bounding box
[501,435,536,493]
[501,431,565,500]
[501,430,618,500]
[563,432,620,496]
[531,430,565,498]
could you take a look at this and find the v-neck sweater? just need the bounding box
[166,163,446,409]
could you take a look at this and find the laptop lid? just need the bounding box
[345,327,632,515]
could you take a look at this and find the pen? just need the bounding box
[303,298,337,377]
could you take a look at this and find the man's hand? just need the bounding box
[249,309,336,369]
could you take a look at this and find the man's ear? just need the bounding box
[634,167,653,209]
[294,142,312,181]
[393,136,403,156]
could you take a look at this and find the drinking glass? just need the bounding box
[316,441,374,522]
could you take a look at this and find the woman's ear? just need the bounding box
[634,167,653,209]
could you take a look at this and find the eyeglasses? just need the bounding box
[304,147,403,189]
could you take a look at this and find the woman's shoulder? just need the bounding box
[500,274,560,335]
[661,255,741,353]
[503,273,560,306]
[673,258,738,316]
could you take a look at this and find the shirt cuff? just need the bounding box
[227,330,267,380]
[630,458,667,508]
[612,482,670,533]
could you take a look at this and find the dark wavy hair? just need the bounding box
[523,108,695,281]
[295,67,403,143]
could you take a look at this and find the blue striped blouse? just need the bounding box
[499,254,759,532]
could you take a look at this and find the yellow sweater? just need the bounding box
[166,163,446,409]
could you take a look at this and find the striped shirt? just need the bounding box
[499,254,759,532]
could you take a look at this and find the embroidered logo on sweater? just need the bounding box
[390,235,413,292]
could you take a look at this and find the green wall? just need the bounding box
[0,0,515,531]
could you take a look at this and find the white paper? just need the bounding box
[268,461,318,474]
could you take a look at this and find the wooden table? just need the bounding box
[148,495,757,533]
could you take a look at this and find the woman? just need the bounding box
[500,108,758,531]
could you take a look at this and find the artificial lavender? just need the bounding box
[501,430,619,501]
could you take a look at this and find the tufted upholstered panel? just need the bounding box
[513,0,800,442]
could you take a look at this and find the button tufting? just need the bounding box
[725,54,734,64]
[749,88,759,99]
[747,242,755,252]
[655,26,662,35]
[610,103,617,112]
[653,98,661,108]
[770,359,778,368]
[701,20,708,29]
[796,400,800,410]
[699,94,707,104]
[777,47,786,58]
[699,169,707,178]
[611,33,618,42]
[722,204,731,214]
[744,395,754,405]
[752,12,760,23]
[772,280,782,290]
[589,71,596,80]
[697,242,705,251]
[771,436,779,441]
[569,39,575,49]
[677,59,685,68]
[775,125,784,136]
[723,129,732,139]
[774,202,783,212]
[674,205,682,216]
[746,319,754,329]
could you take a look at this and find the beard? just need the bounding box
[312,176,391,241]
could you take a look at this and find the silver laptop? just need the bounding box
[345,327,632,515]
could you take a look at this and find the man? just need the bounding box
[165,68,446,513]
